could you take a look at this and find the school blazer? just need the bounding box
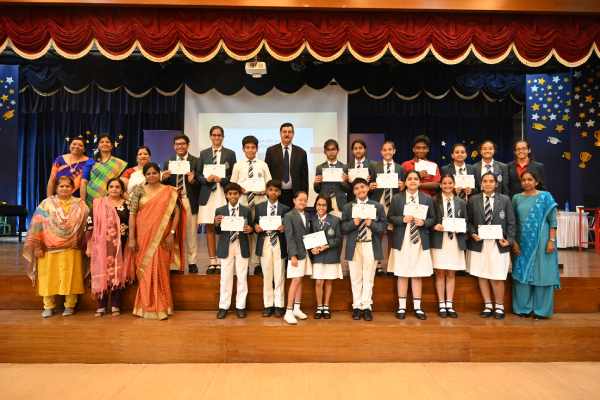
[506,160,546,198]
[387,192,435,251]
[195,147,237,206]
[162,154,201,213]
[466,193,516,253]
[265,144,309,194]
[314,161,350,209]
[369,161,406,202]
[214,204,252,259]
[284,209,311,260]
[310,214,342,264]
[341,199,387,261]
[253,201,290,257]
[430,196,468,251]
[347,159,376,201]
[441,163,477,178]
[472,160,509,196]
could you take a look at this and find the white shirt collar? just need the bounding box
[454,162,466,169]
[357,197,369,204]
[327,159,338,166]
[268,200,278,208]
[177,153,189,161]
[443,194,454,202]
[406,190,419,201]
[246,157,256,163]
[211,146,222,152]
[483,159,495,167]
[281,143,292,151]
[355,157,366,165]
[228,202,239,212]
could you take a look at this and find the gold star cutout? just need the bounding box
[585,95,594,103]
[566,100,572,106]
[547,85,553,91]
[531,103,540,111]
[579,112,586,119]
[562,114,570,121]
[581,131,589,138]
[527,80,532,84]
[542,115,548,121]
[555,124,565,133]
[575,86,582,92]
[547,97,553,103]
[0,95,7,102]
[539,78,546,85]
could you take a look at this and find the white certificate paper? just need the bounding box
[259,215,282,231]
[414,160,438,176]
[376,173,399,189]
[322,167,344,182]
[348,168,370,182]
[168,160,190,175]
[478,224,504,240]
[241,177,266,193]
[204,164,226,179]
[352,203,377,220]
[404,203,429,220]
[442,217,467,233]
[303,230,328,249]
[221,216,245,232]
[454,174,475,189]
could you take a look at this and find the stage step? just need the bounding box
[1,275,599,313]
[1,310,599,363]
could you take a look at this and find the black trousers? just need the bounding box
[280,189,294,208]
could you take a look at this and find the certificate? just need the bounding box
[322,167,344,182]
[352,203,377,220]
[376,173,399,189]
[302,230,328,250]
[204,164,226,179]
[442,217,467,233]
[221,216,245,232]
[241,177,266,193]
[348,168,370,182]
[168,160,190,175]
[404,203,429,220]
[259,215,282,231]
[414,160,437,176]
[478,225,504,240]
[454,174,475,189]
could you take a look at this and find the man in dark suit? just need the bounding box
[506,139,546,197]
[264,122,308,208]
[161,134,201,274]
[472,140,509,195]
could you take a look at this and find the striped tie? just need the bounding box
[409,195,420,244]
[176,157,184,193]
[357,219,368,242]
[484,195,493,225]
[384,162,392,208]
[329,163,336,199]
[229,207,239,242]
[247,160,255,208]
[210,150,218,192]
[268,204,278,246]
[447,198,454,240]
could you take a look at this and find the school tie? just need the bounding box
[210,150,218,191]
[229,207,239,243]
[447,198,454,240]
[485,164,492,173]
[176,156,184,193]
[484,195,493,225]
[459,167,466,175]
[409,195,420,244]
[268,204,278,246]
[328,163,337,199]
[384,162,393,208]
[283,146,290,183]
[357,203,368,241]
[319,216,326,230]
[357,160,363,169]
[247,160,255,208]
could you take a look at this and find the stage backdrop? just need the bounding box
[0,65,19,204]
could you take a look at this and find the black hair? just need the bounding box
[351,138,367,150]
[479,140,497,151]
[95,134,114,161]
[242,135,259,147]
[137,145,152,157]
[142,162,161,175]
[520,170,542,188]
[404,170,421,182]
[324,139,339,150]
[293,190,308,199]
[210,126,224,136]
[434,174,456,209]
[480,171,498,185]
[280,122,294,132]
[382,139,396,149]
[173,134,190,144]
[224,182,242,194]
[106,177,126,194]
[513,139,535,161]
[314,194,332,213]
[352,177,369,188]
[266,179,282,190]
[68,136,86,149]
[413,135,431,147]
[56,175,75,188]
[451,143,467,153]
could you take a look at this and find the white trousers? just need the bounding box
[260,239,285,308]
[179,197,198,269]
[218,240,249,310]
[348,242,377,310]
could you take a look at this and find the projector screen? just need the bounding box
[184,85,348,202]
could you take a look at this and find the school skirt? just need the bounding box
[392,228,433,277]
[287,255,313,278]
[431,233,466,271]
[197,184,227,224]
[467,240,510,280]
[312,263,343,280]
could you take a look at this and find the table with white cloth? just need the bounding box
[557,211,589,249]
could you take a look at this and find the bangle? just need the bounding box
[549,238,556,243]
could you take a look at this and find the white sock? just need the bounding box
[413,298,421,310]
[484,302,493,310]
[439,301,446,310]
[446,301,454,310]
[293,303,302,312]
[495,303,505,313]
[398,297,407,309]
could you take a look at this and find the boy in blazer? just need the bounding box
[214,183,254,319]
[472,140,509,195]
[347,138,375,202]
[313,139,350,217]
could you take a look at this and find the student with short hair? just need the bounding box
[313,139,350,218]
[401,135,441,197]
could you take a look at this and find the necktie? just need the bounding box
[176,156,184,193]
[459,167,466,175]
[229,207,239,242]
[409,195,420,244]
[283,146,290,183]
[247,160,255,208]
[210,150,218,192]
[447,199,454,240]
[328,163,336,199]
[357,160,363,169]
[484,195,493,225]
[384,162,392,208]
[319,216,326,230]
[268,204,278,246]
[485,164,492,173]
[357,202,368,241]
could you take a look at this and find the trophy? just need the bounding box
[578,151,592,168]
[594,130,600,147]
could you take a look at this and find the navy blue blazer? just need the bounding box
[430,195,468,251]
[472,160,509,195]
[314,161,350,210]
[310,213,342,264]
[506,160,546,198]
[195,147,237,206]
[284,209,312,260]
[341,199,387,260]
[369,161,406,203]
[162,154,201,213]
[466,193,516,253]
[387,191,435,251]
[214,204,252,259]
[253,201,290,258]
[347,159,375,202]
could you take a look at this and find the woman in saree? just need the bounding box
[121,145,152,193]
[86,178,135,317]
[23,176,89,318]
[47,137,95,198]
[128,162,186,320]
[512,170,559,319]
[82,134,127,208]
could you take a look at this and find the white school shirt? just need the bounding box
[267,201,279,215]
[482,193,495,214]
[355,158,367,169]
[175,152,189,196]
[481,160,495,175]
[281,143,293,190]
[298,211,307,227]
[230,158,272,192]
[454,163,467,175]
[442,194,455,217]
[356,197,373,241]
[210,147,222,164]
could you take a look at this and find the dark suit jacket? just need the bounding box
[162,154,201,213]
[253,201,290,257]
[314,161,350,209]
[387,191,435,251]
[472,160,509,195]
[214,204,252,258]
[466,193,516,253]
[341,199,387,260]
[430,195,468,250]
[310,213,342,264]
[265,144,308,194]
[284,209,311,260]
[369,161,406,202]
[195,147,237,206]
[507,160,546,198]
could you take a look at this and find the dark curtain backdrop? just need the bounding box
[18,86,183,218]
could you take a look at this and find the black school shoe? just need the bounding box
[352,308,362,320]
[395,309,406,320]
[414,309,427,320]
[262,307,274,317]
[236,308,247,318]
[188,264,198,274]
[216,309,228,319]
[322,308,331,319]
[494,309,505,320]
[314,308,323,319]
[274,307,286,317]
[480,307,494,318]
[254,265,263,276]
[206,265,216,274]
[363,309,373,321]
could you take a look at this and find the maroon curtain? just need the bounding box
[1,7,599,65]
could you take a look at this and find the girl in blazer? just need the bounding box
[467,172,516,320]
[310,195,343,319]
[387,170,435,320]
[283,191,312,325]
[313,139,350,218]
[431,175,467,318]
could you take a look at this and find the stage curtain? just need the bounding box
[1,7,599,66]
[18,86,183,218]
